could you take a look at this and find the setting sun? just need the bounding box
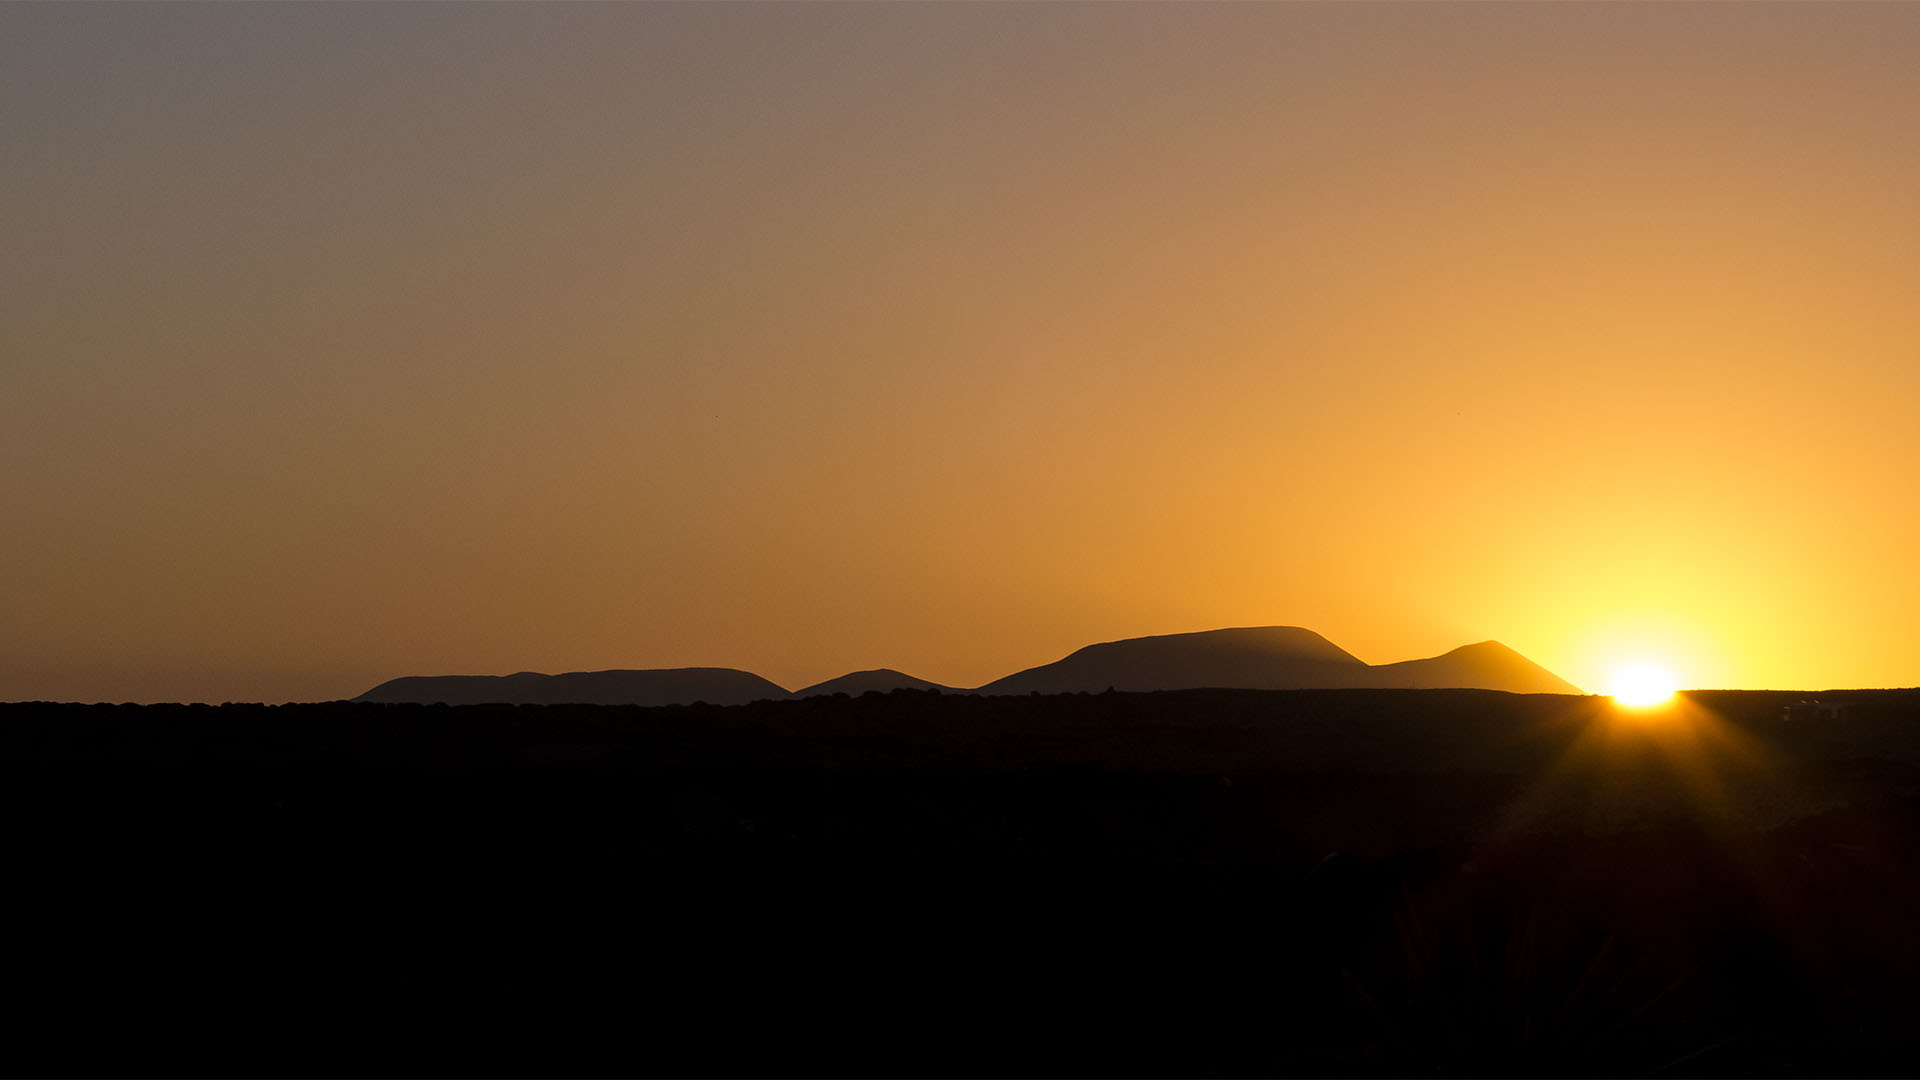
[1609,663,1678,708]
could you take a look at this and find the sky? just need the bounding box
[5,2,1918,703]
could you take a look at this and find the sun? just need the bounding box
[1609,663,1677,708]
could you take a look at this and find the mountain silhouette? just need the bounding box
[353,626,1583,704]
[974,627,1582,695]
[353,667,791,707]
[976,626,1371,695]
[1364,640,1584,694]
[795,669,955,697]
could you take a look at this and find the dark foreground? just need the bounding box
[6,688,1920,1077]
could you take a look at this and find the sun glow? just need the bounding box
[1609,663,1678,708]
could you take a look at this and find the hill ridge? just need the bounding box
[353,625,1582,705]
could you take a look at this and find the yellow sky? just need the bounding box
[4,3,1917,702]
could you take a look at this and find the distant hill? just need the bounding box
[354,626,1582,705]
[1365,640,1584,694]
[976,626,1370,695]
[795,669,955,697]
[354,668,791,707]
[974,626,1581,696]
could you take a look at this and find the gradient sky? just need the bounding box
[6,2,1918,703]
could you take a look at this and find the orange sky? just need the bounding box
[4,3,1917,702]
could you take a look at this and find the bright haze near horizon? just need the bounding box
[5,3,1918,704]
